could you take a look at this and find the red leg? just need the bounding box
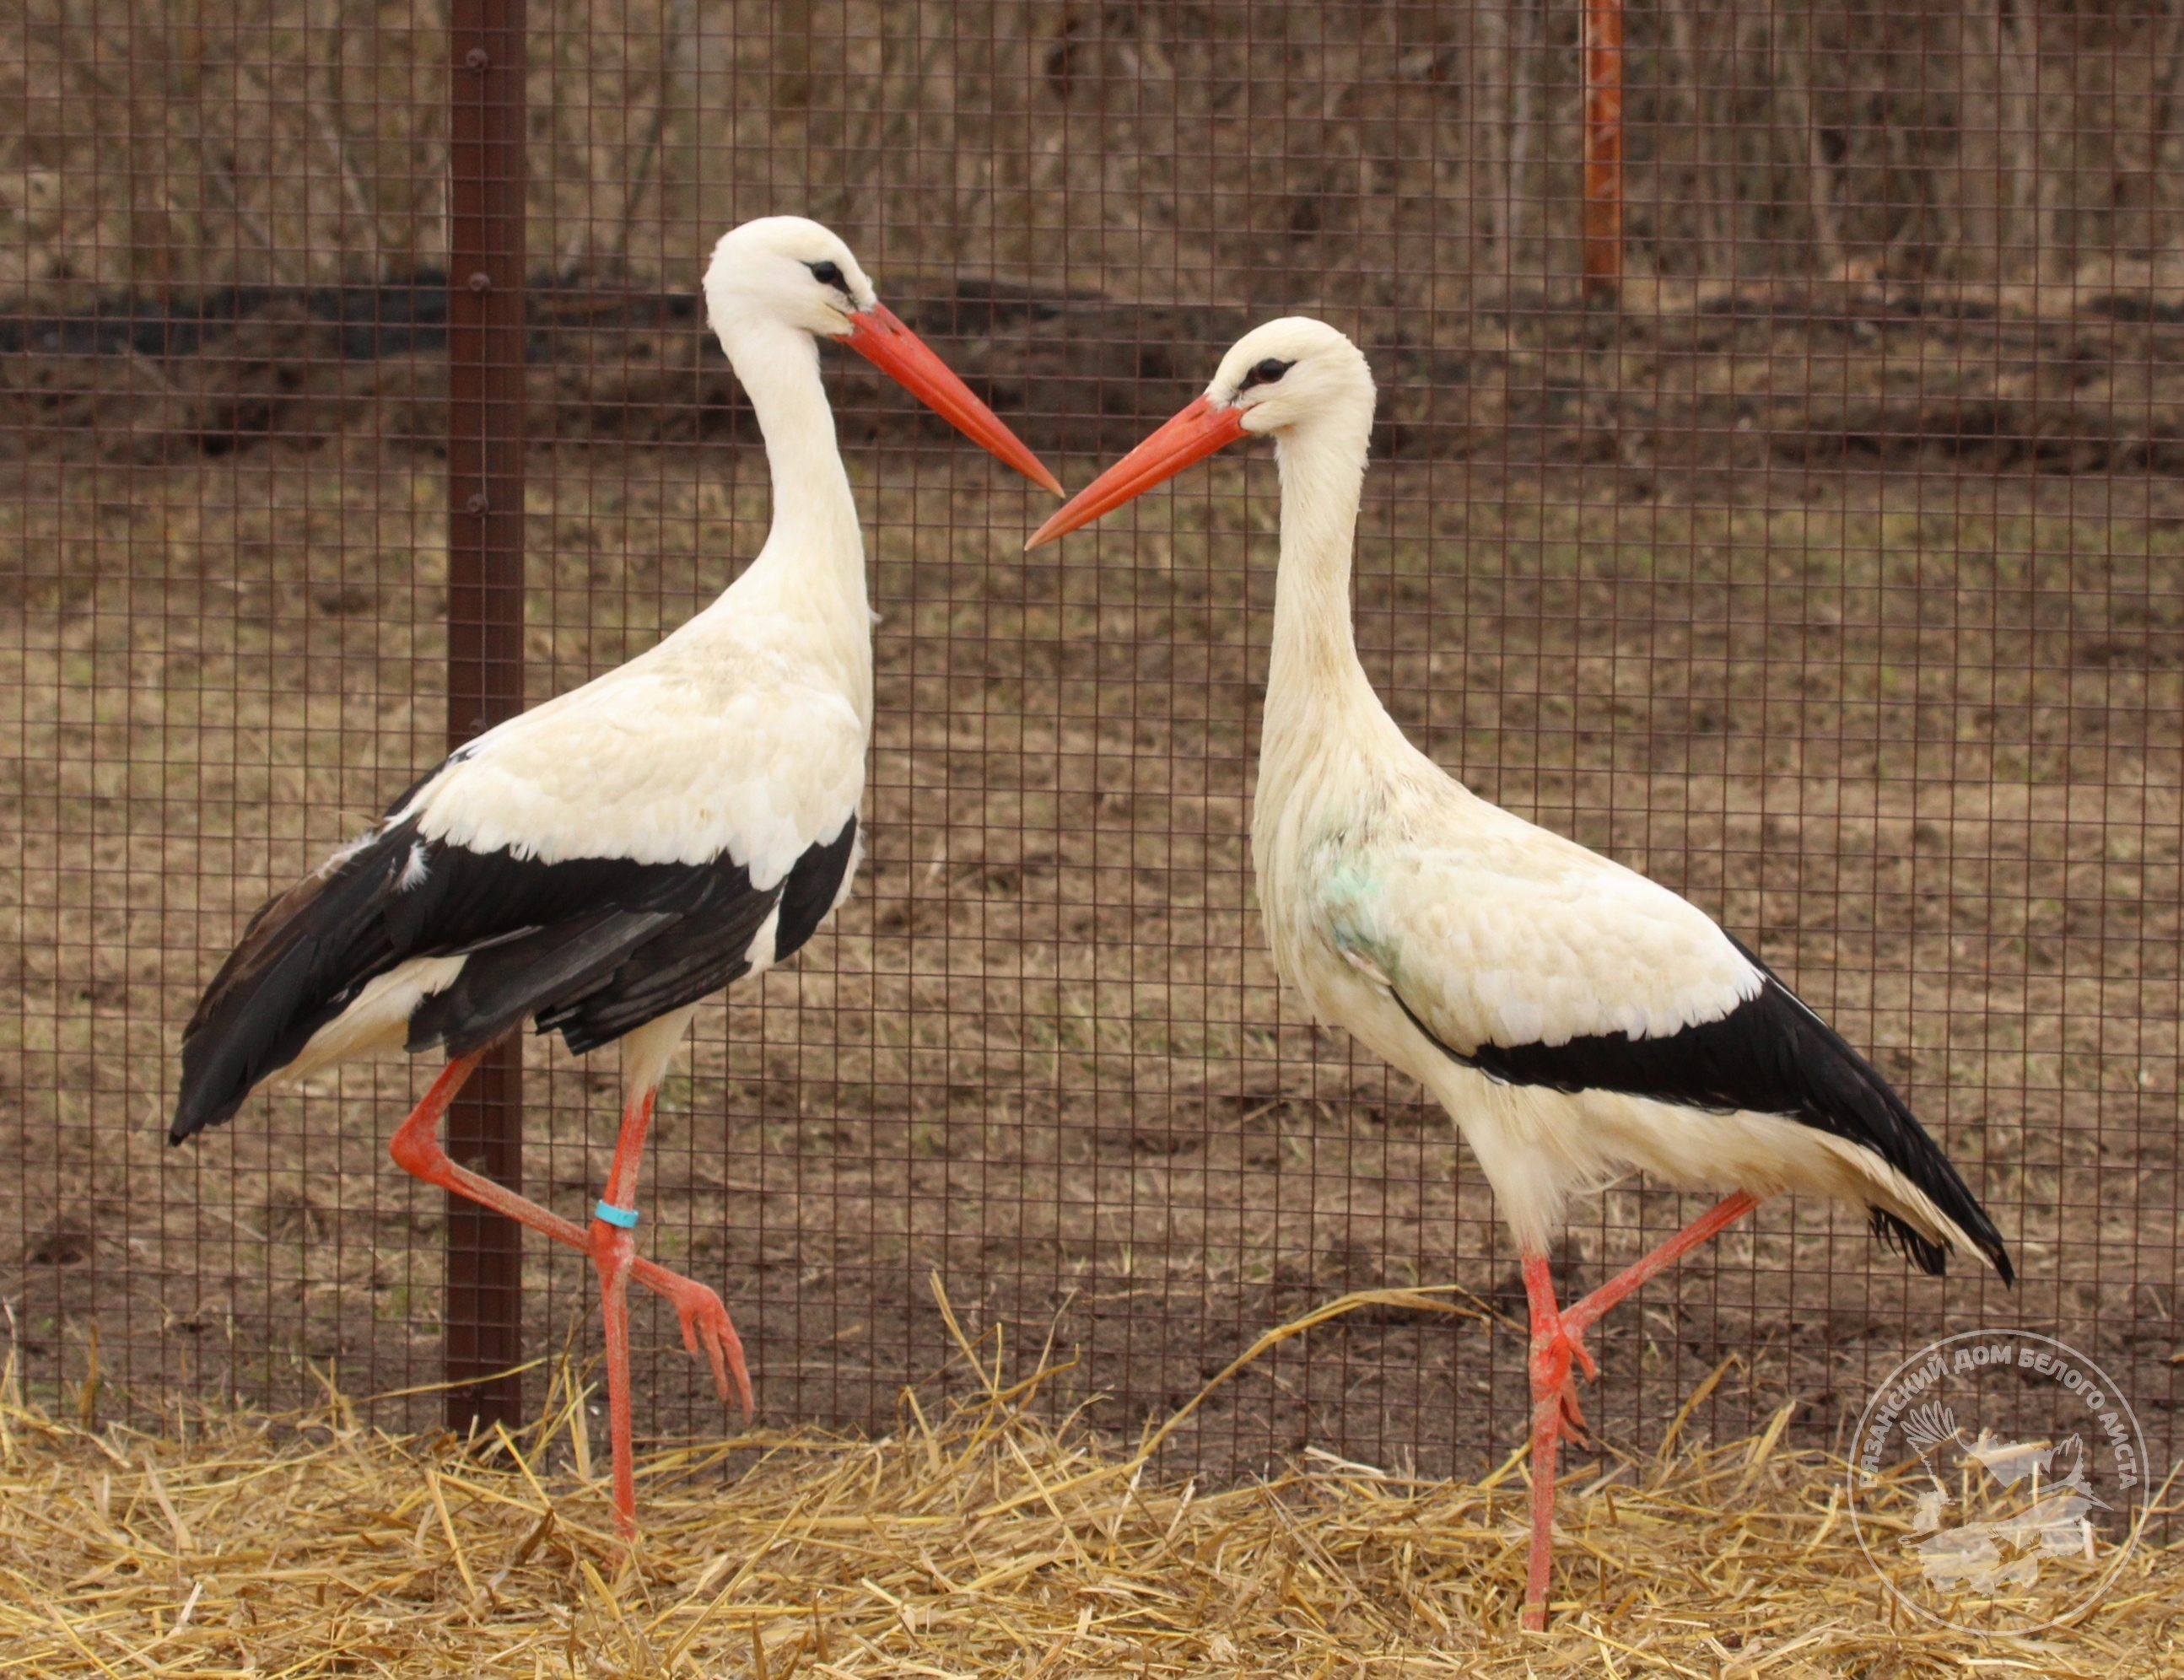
[386,1058,752,1419]
[1522,1252,1586,1632]
[1558,1192,1762,1338]
[589,1084,659,1538]
[1518,1191,1765,1631]
[390,1053,590,1248]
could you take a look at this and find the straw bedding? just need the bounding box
[3,1293,2177,1678]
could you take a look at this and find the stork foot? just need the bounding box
[630,1257,752,1415]
[1529,1320,1597,1441]
[1522,1322,1597,1630]
[1520,1254,1601,1631]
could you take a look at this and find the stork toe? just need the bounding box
[1529,1324,1595,1443]
[634,1260,752,1414]
[1554,1376,1588,1442]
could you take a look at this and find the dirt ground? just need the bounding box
[1,437,2180,1494]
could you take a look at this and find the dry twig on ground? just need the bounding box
[0,1288,2177,1677]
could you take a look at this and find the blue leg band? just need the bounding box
[594,1199,640,1230]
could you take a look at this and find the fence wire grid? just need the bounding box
[3,0,2181,1494]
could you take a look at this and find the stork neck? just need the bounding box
[1265,413,1381,746]
[723,318,866,602]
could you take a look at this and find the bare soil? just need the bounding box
[2,438,2179,1492]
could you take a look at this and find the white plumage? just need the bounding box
[402,654,871,875]
[1259,740,1986,1259]
[274,954,466,1087]
[175,216,1060,1537]
[1029,315,2010,1630]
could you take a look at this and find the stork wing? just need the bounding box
[403,660,869,881]
[1318,800,1759,1060]
[1313,791,2013,1283]
[174,666,869,1141]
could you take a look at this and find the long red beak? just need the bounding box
[842,304,1062,496]
[1024,395,1248,550]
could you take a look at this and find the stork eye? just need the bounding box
[806,260,848,293]
[1238,357,1295,393]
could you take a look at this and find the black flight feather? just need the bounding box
[772,815,858,965]
[174,826,418,1143]
[171,813,859,1142]
[1393,934,2013,1284]
[539,816,857,1053]
[405,907,682,1058]
[538,864,780,1055]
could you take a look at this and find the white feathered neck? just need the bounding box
[1258,365,1413,777]
[702,312,869,633]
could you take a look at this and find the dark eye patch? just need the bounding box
[806,260,849,293]
[1237,357,1295,394]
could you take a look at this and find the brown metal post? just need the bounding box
[1582,0,1625,303]
[444,0,528,1435]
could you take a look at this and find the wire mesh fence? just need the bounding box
[3,0,2179,1496]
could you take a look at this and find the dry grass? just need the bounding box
[1,1286,2180,1678]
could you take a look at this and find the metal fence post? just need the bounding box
[1582,0,1625,302]
[443,0,528,1435]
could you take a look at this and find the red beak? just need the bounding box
[842,304,1062,496]
[1024,395,1248,550]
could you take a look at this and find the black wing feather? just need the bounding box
[540,818,855,1055]
[773,815,858,964]
[174,827,418,1142]
[539,866,779,1055]
[172,808,860,1142]
[1394,935,2013,1284]
[405,907,682,1058]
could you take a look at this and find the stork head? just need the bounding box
[1208,317,1376,440]
[703,216,1062,494]
[1026,317,1372,549]
[704,216,878,340]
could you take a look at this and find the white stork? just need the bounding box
[173,216,1062,1535]
[1027,316,2012,1629]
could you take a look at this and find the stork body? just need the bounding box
[174,217,1060,1535]
[1029,317,2011,1629]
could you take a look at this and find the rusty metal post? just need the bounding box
[444,0,528,1435]
[1582,0,1625,303]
